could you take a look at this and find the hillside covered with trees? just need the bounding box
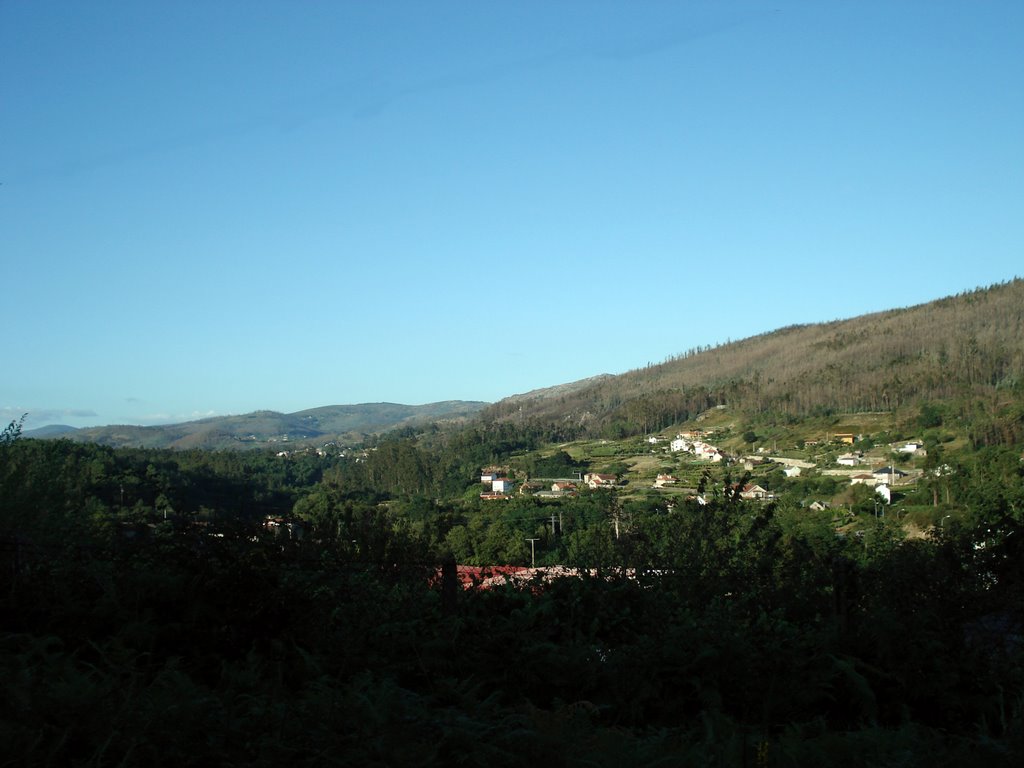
[485,279,1024,442]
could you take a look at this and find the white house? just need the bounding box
[898,442,924,454]
[783,466,802,478]
[837,453,863,467]
[492,478,515,494]
[691,441,723,462]
[584,473,618,489]
[670,438,691,452]
[875,484,891,503]
[654,474,678,488]
[740,483,770,500]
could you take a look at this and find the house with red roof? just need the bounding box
[740,483,771,500]
[584,472,618,489]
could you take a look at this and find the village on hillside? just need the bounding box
[476,425,931,512]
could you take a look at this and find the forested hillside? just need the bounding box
[485,279,1024,440]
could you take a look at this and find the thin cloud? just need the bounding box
[9,12,747,182]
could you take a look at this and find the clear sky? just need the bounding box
[2,1,1022,429]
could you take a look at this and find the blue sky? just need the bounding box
[2,1,1022,429]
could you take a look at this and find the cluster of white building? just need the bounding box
[669,433,724,462]
[480,470,515,499]
[479,469,621,499]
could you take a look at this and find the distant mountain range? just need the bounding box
[27,401,488,450]
[26,280,1024,451]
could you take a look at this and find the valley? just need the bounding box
[3,280,1023,765]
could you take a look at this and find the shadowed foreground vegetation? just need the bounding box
[2,428,1023,766]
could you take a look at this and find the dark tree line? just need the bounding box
[2,417,1023,765]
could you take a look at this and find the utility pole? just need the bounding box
[526,538,539,568]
